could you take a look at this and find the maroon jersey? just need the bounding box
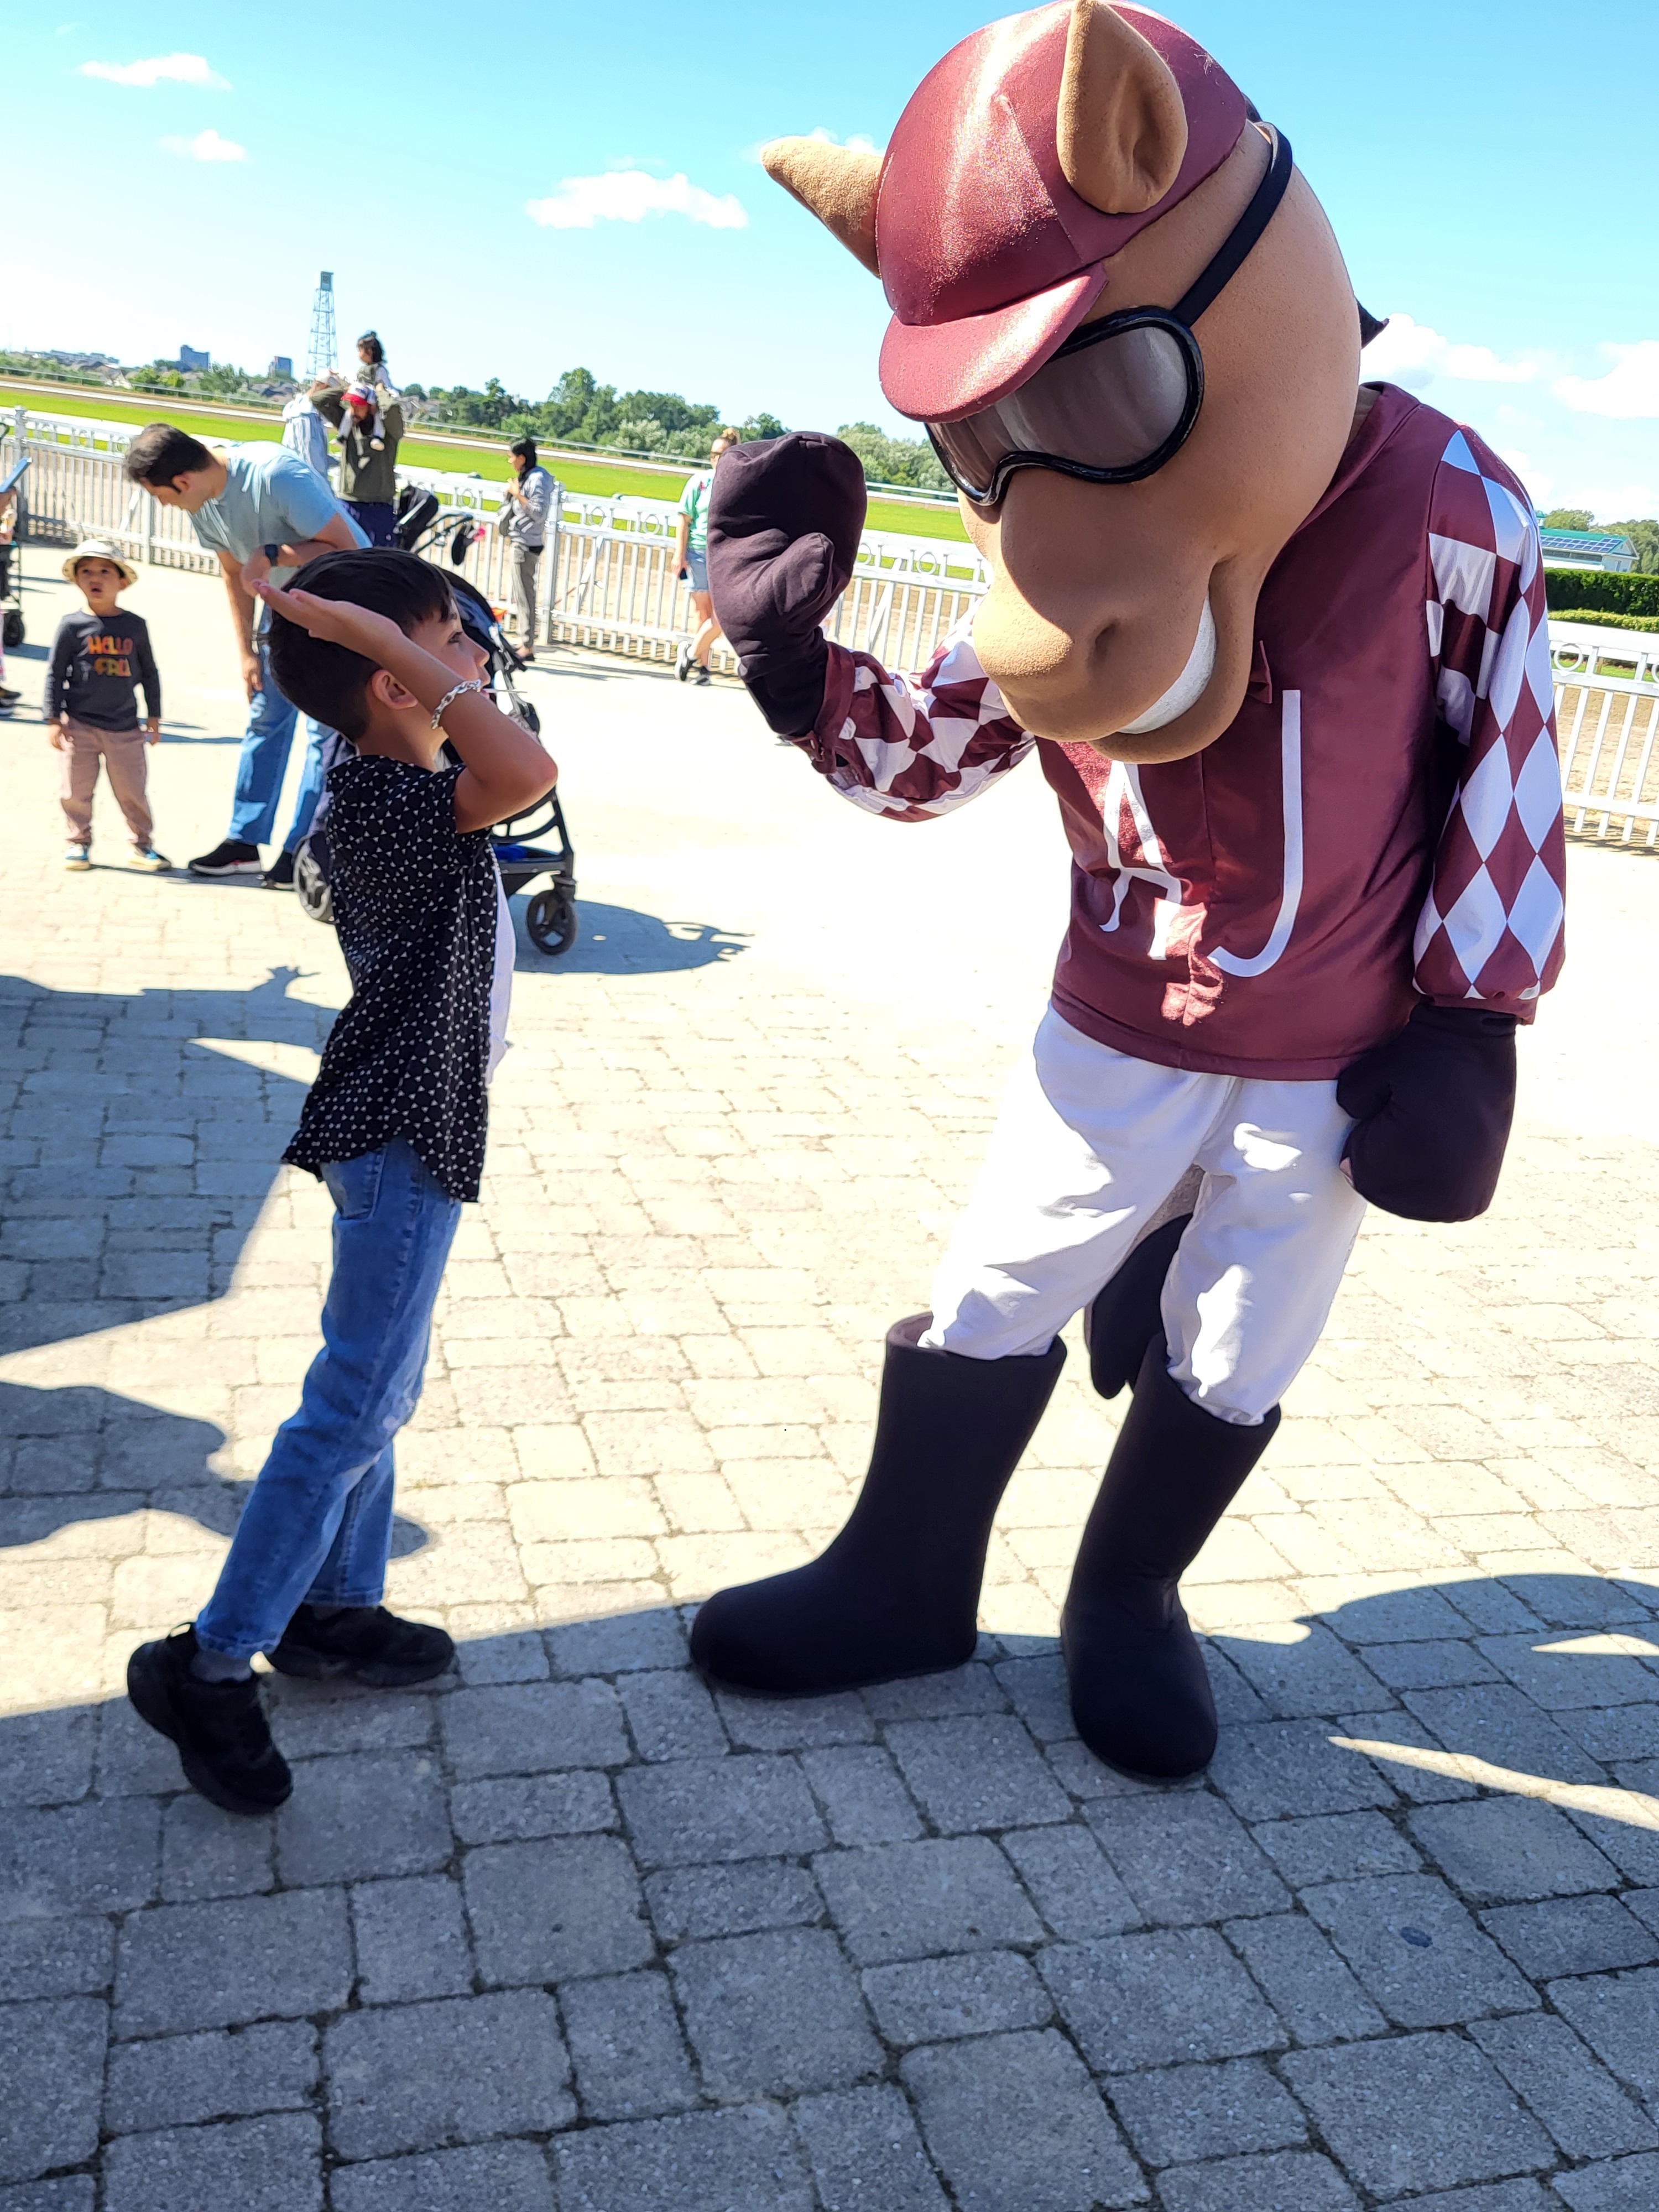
[796,385,1567,1080]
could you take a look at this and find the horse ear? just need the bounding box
[1057,0,1188,216]
[762,138,882,276]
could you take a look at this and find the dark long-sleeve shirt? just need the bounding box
[47,608,161,730]
[314,392,404,504]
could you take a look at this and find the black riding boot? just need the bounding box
[1084,1213,1192,1399]
[691,1316,1066,1695]
[1063,1337,1280,1780]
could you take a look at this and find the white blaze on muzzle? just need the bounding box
[1113,598,1217,737]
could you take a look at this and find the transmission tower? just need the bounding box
[305,271,337,382]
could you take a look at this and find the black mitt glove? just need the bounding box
[705,432,868,737]
[1336,1001,1519,1223]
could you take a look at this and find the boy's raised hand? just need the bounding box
[252,580,405,661]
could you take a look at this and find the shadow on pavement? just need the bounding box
[512,898,750,974]
[2,1572,1657,2202]
[0,966,328,1358]
[0,1376,427,1560]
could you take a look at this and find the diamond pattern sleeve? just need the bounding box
[1413,427,1567,1017]
[799,619,1037,822]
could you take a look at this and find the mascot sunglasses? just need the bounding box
[928,124,1293,508]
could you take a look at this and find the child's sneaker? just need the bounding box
[127,1625,293,1816]
[268,1603,456,1688]
[129,847,170,872]
[63,844,90,871]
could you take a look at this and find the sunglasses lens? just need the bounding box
[931,319,1196,502]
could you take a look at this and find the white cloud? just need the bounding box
[526,170,747,231]
[1364,312,1535,390]
[1554,342,1659,421]
[160,128,246,162]
[745,125,884,165]
[80,51,229,88]
[806,126,882,157]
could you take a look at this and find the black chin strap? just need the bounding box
[1171,125,1293,330]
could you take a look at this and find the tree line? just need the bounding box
[412,370,951,492]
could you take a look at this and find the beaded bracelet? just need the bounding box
[430,679,487,728]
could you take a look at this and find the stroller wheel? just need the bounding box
[2,608,22,651]
[526,886,578,956]
[293,837,335,926]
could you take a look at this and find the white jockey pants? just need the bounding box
[921,1008,1368,1424]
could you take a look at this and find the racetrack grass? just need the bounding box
[1,378,969,542]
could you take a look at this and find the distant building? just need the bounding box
[268,355,294,379]
[178,345,210,373]
[1538,527,1635,573]
[41,348,118,369]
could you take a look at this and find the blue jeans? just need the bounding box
[196,1141,462,1661]
[344,499,397,547]
[229,642,335,851]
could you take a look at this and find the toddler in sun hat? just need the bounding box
[45,539,169,872]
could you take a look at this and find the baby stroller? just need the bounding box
[292,507,578,955]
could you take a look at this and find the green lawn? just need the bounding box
[2,377,969,542]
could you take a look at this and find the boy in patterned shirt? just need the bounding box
[128,550,556,1814]
[45,539,169,870]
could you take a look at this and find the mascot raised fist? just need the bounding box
[691,0,1567,1780]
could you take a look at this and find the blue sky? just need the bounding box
[10,0,1658,515]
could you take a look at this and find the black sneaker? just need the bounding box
[268,1604,456,1688]
[262,849,296,890]
[189,838,262,878]
[691,664,711,686]
[127,1626,292,1816]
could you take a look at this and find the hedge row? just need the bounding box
[1548,607,1659,634]
[1542,566,1659,618]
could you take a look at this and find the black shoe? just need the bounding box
[0,684,19,705]
[268,1604,456,1688]
[692,1317,1065,1696]
[691,664,711,686]
[262,849,296,890]
[127,1625,292,1816]
[1062,1338,1280,1781]
[188,838,262,878]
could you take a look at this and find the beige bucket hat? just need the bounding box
[62,538,138,588]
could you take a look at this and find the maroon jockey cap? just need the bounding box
[875,1,1249,422]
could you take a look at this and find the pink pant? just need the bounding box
[59,717,153,847]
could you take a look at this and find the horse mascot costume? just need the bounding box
[691,0,1567,1781]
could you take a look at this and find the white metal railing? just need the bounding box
[14,405,1659,830]
[1550,624,1659,844]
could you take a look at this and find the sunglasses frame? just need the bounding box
[928,125,1292,512]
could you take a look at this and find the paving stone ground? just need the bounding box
[4,556,1659,2208]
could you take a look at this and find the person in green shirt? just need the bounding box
[674,429,739,686]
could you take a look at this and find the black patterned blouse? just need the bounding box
[284,757,498,1202]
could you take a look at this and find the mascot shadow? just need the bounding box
[3,1575,1655,2205]
[0,966,429,1562]
[4,1569,1654,1856]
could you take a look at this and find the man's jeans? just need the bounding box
[229,642,335,852]
[196,1141,462,1661]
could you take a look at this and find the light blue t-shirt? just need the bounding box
[189,443,367,583]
